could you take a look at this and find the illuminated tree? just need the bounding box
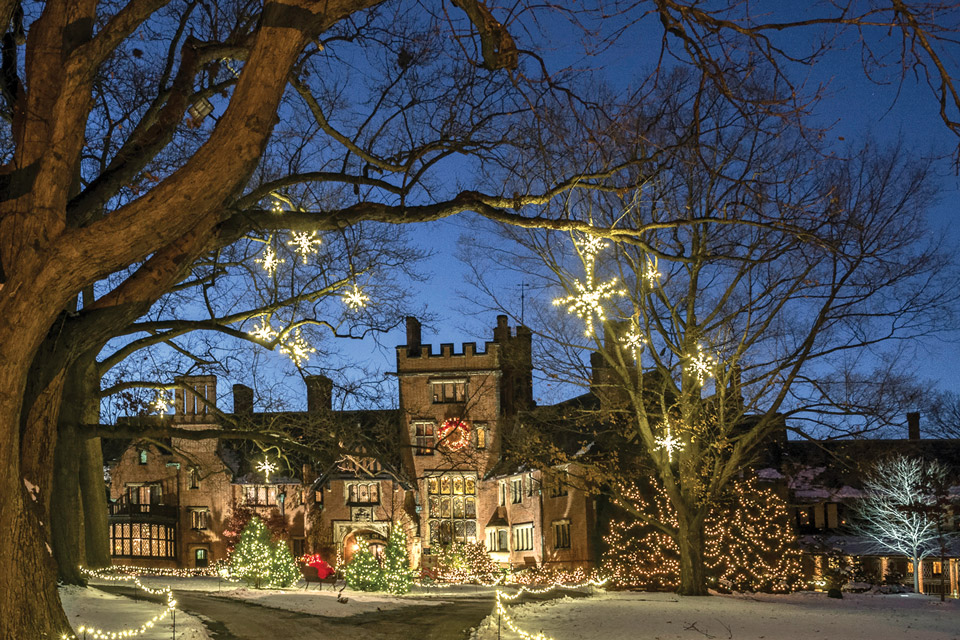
[436,541,502,584]
[849,456,958,594]
[602,477,802,592]
[4,0,960,633]
[381,525,416,594]
[343,539,384,592]
[230,518,275,589]
[269,539,301,589]
[704,476,803,593]
[472,99,956,595]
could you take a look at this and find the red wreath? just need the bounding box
[438,418,471,450]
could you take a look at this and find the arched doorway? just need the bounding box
[341,530,387,564]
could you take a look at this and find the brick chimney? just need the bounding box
[907,412,921,440]
[233,384,253,415]
[306,375,333,412]
[405,316,422,357]
[174,375,217,420]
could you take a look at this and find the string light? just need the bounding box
[342,283,369,310]
[249,317,278,342]
[256,458,278,482]
[280,327,315,366]
[654,420,684,462]
[687,343,717,385]
[64,567,177,640]
[622,325,646,362]
[150,392,171,415]
[644,255,661,284]
[553,234,626,336]
[287,231,321,263]
[602,478,802,592]
[493,578,608,640]
[270,199,284,214]
[255,245,284,276]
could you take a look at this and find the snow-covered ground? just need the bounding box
[60,585,210,640]
[216,584,476,616]
[474,590,960,640]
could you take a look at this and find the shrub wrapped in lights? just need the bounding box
[436,541,503,584]
[602,476,803,593]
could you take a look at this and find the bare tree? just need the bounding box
[4,0,960,634]
[849,456,956,594]
[466,82,958,594]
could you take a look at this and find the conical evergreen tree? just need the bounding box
[343,538,384,592]
[602,477,803,593]
[704,476,803,592]
[269,539,300,588]
[230,517,273,588]
[381,525,416,594]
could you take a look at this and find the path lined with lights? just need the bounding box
[64,568,179,640]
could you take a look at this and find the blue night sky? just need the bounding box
[193,13,960,416]
[327,26,960,410]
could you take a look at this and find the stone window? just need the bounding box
[413,422,435,455]
[427,473,477,548]
[486,527,509,552]
[190,508,209,530]
[432,379,466,403]
[138,449,148,465]
[110,522,175,558]
[346,481,380,505]
[511,477,523,504]
[244,484,277,505]
[513,523,534,552]
[189,467,201,489]
[548,469,568,498]
[553,519,571,549]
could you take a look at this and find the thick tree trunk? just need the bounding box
[78,354,110,569]
[677,511,709,596]
[52,419,87,585]
[81,436,111,569]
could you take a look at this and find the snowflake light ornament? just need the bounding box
[280,328,315,366]
[249,317,278,342]
[255,245,284,276]
[553,233,626,336]
[654,420,685,462]
[257,459,278,482]
[151,392,171,415]
[644,255,661,284]
[622,326,646,362]
[287,231,321,264]
[343,283,369,310]
[687,343,718,385]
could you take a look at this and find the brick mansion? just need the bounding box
[106,316,960,596]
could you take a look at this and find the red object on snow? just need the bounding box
[305,554,335,579]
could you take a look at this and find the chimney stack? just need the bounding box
[306,375,333,412]
[233,384,254,415]
[405,316,422,357]
[907,412,921,440]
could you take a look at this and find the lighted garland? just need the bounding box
[602,477,803,592]
[493,578,609,640]
[65,567,177,640]
[438,418,471,450]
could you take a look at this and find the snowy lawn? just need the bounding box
[474,590,960,640]
[217,584,457,616]
[60,585,210,640]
